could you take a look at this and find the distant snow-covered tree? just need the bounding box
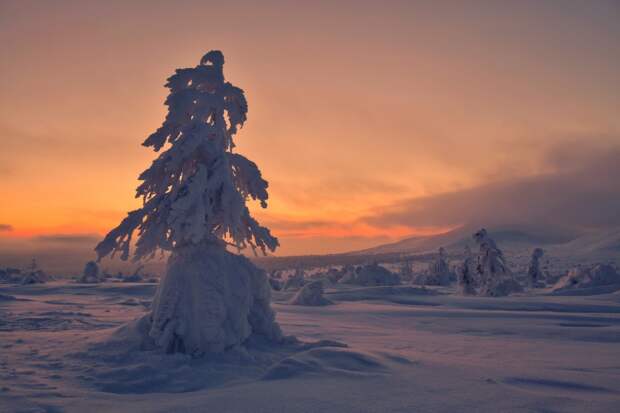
[96,51,282,355]
[456,245,477,295]
[473,228,522,297]
[527,248,545,288]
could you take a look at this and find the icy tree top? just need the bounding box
[473,228,500,254]
[96,50,279,261]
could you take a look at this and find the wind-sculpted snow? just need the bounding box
[2,280,620,412]
[552,264,620,294]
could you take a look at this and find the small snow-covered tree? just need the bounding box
[95,50,278,261]
[96,51,282,355]
[473,228,522,297]
[456,245,476,295]
[527,248,544,288]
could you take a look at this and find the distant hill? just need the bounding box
[355,224,582,255]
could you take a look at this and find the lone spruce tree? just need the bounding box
[96,51,283,355]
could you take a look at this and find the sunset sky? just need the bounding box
[1,0,619,268]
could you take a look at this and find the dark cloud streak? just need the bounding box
[361,142,620,231]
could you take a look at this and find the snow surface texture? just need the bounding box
[140,243,282,355]
[289,280,333,306]
[2,280,620,412]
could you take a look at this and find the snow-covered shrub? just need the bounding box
[146,243,282,354]
[20,259,49,285]
[0,268,21,284]
[268,276,283,291]
[552,263,620,292]
[20,270,49,285]
[95,51,282,355]
[79,261,102,283]
[339,263,400,286]
[283,269,306,291]
[289,280,333,306]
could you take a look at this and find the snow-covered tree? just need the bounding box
[473,228,522,296]
[527,248,545,288]
[96,50,278,260]
[456,245,477,295]
[96,51,282,355]
[413,248,451,286]
[80,261,101,283]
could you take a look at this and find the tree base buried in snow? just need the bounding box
[120,242,283,356]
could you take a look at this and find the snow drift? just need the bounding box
[289,280,333,306]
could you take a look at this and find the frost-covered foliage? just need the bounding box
[473,229,522,297]
[95,50,278,262]
[339,263,400,286]
[415,247,451,286]
[289,280,333,306]
[527,248,545,288]
[456,245,477,295]
[143,243,282,355]
[79,261,102,283]
[552,263,620,292]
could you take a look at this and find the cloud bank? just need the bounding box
[361,142,620,232]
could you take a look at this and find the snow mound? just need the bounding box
[114,244,282,356]
[339,263,400,286]
[289,280,333,306]
[79,261,103,283]
[552,264,620,293]
[0,268,22,284]
[283,269,306,291]
[262,346,387,380]
[20,270,49,285]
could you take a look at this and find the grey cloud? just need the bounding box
[361,143,620,231]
